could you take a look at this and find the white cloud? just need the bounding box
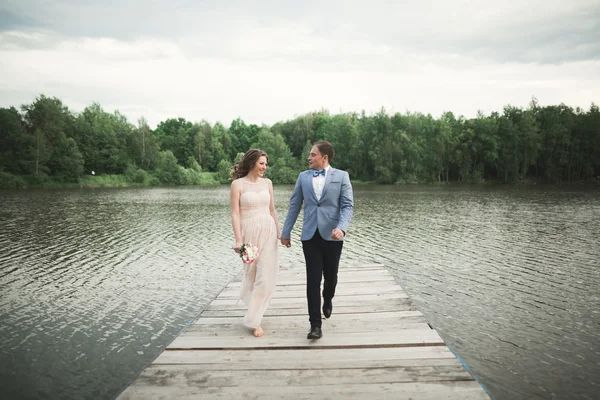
[0,1,598,127]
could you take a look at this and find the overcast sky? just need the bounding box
[1,0,599,127]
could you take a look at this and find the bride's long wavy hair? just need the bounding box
[230,149,269,180]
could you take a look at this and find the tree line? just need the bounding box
[0,94,598,188]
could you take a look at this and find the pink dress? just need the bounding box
[238,178,279,328]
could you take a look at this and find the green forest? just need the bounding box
[1,94,598,189]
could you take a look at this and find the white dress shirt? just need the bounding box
[312,166,330,201]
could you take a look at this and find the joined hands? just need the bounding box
[280,229,344,248]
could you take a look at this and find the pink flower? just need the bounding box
[239,243,259,264]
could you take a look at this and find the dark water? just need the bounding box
[0,185,599,400]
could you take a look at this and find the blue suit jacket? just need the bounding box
[281,168,354,241]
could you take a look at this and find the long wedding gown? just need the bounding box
[238,178,279,328]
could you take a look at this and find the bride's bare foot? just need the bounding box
[253,327,264,337]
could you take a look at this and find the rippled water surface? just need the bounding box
[1,185,599,400]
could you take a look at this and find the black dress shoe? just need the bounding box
[323,300,332,319]
[307,326,322,339]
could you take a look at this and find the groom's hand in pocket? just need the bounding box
[280,238,291,248]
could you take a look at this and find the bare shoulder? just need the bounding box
[231,178,243,189]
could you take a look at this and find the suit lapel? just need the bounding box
[319,168,336,201]
[305,171,318,203]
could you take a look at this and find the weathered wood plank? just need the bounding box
[123,363,475,386]
[185,316,430,336]
[236,267,391,278]
[155,353,459,370]
[339,262,386,268]
[272,273,394,282]
[217,284,406,299]
[284,263,387,271]
[226,275,396,287]
[167,329,445,350]
[277,268,392,275]
[192,310,425,325]
[189,311,429,334]
[213,292,408,304]
[154,346,456,367]
[118,380,490,400]
[198,302,415,317]
[278,267,388,274]
[183,321,431,337]
[208,293,409,309]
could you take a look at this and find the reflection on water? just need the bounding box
[0,185,599,400]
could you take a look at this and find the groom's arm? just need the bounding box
[337,171,354,235]
[281,173,304,239]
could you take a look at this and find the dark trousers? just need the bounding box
[302,229,343,328]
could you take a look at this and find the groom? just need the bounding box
[280,141,354,339]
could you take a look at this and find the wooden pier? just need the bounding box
[117,263,491,399]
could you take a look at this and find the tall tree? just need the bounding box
[74,104,132,174]
[229,118,260,155]
[21,95,74,177]
[128,117,159,169]
[154,117,194,166]
[0,107,30,174]
[48,137,84,182]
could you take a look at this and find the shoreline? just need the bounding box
[2,177,598,190]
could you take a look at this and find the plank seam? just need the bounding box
[166,342,447,351]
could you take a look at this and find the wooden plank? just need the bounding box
[223,276,399,285]
[209,293,409,308]
[286,263,387,270]
[192,310,425,325]
[273,272,394,281]
[186,313,429,335]
[213,292,408,304]
[155,353,459,370]
[120,363,475,386]
[198,302,415,317]
[234,268,393,282]
[183,322,431,337]
[340,262,386,268]
[190,311,429,334]
[118,380,489,400]
[224,280,401,292]
[217,284,406,299]
[154,346,456,367]
[278,266,388,274]
[226,283,405,294]
[167,329,445,350]
[226,275,396,287]
[277,268,392,275]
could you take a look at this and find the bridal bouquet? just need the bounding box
[239,243,259,264]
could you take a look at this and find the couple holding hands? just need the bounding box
[230,141,354,339]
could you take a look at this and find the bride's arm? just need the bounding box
[267,179,280,238]
[230,179,243,251]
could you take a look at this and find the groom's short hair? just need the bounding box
[314,141,334,162]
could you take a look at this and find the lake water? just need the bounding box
[1,184,599,400]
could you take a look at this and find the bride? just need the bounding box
[229,149,280,337]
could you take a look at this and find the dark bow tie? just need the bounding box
[313,169,325,177]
